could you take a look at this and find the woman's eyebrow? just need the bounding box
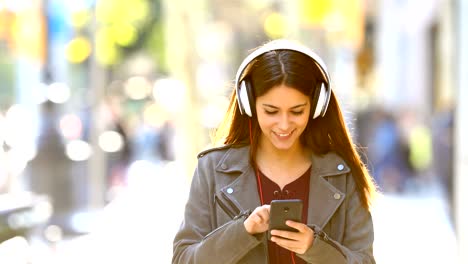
[262,102,308,109]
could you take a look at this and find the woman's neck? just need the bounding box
[257,144,302,164]
[256,137,311,189]
[257,135,306,162]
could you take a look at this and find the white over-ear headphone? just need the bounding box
[234,39,332,119]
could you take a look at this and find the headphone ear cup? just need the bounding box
[244,79,256,116]
[312,82,326,119]
[238,80,255,117]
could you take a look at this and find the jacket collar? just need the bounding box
[215,145,350,229]
[215,145,251,173]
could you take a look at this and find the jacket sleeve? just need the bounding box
[172,160,263,264]
[298,175,376,264]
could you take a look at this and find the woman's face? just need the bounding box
[255,84,311,151]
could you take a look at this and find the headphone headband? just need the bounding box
[235,39,330,92]
[235,39,332,118]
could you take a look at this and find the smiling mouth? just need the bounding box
[274,130,294,138]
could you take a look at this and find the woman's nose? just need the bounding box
[277,113,290,130]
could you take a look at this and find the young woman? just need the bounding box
[173,39,377,264]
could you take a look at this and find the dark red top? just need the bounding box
[257,167,311,264]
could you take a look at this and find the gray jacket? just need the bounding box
[173,145,375,264]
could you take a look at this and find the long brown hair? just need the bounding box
[213,48,377,209]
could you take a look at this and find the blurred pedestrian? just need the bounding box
[173,39,377,263]
[102,95,133,201]
[369,108,411,193]
[157,119,176,161]
[27,101,73,228]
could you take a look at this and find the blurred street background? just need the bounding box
[0,0,467,263]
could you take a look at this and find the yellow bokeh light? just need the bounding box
[96,0,149,25]
[299,0,364,49]
[11,7,46,62]
[112,23,138,47]
[300,0,331,26]
[94,0,151,65]
[65,36,92,63]
[264,12,287,39]
[96,28,120,65]
[96,0,119,24]
[70,10,91,29]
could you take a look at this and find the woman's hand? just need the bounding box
[244,204,270,235]
[270,220,315,254]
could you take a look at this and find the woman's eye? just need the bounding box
[291,111,304,116]
[265,110,277,115]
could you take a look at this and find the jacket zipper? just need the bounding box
[215,194,237,219]
[220,191,241,216]
[206,194,245,240]
[311,225,346,256]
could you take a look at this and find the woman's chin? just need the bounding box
[271,141,296,151]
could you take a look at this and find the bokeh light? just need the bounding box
[44,225,63,243]
[4,104,36,150]
[143,103,167,128]
[124,76,152,100]
[98,130,124,153]
[70,9,91,29]
[153,78,186,114]
[59,114,83,140]
[111,23,138,47]
[65,140,92,161]
[96,27,120,65]
[263,12,287,38]
[46,82,71,104]
[65,36,92,63]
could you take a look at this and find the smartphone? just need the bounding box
[268,199,303,239]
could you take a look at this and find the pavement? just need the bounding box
[372,185,458,264]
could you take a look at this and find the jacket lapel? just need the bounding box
[307,152,349,228]
[216,146,262,212]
